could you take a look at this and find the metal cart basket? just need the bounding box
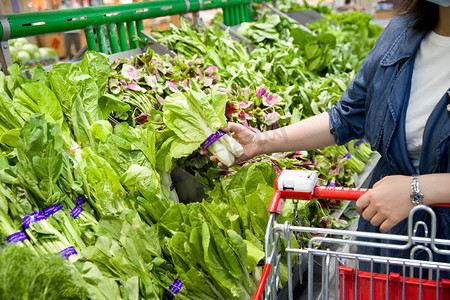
[253,170,450,300]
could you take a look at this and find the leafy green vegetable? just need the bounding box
[163,85,242,167]
[0,245,88,300]
[0,6,379,299]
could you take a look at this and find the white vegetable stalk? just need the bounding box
[220,134,244,157]
[208,134,244,167]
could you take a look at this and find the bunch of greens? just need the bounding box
[278,0,333,15]
[108,47,225,125]
[152,18,249,70]
[48,51,129,148]
[0,51,129,151]
[160,202,256,299]
[0,115,100,259]
[163,84,243,167]
[82,210,176,299]
[0,245,88,300]
[75,119,170,223]
[237,13,299,45]
[0,64,72,150]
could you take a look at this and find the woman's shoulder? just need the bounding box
[364,15,425,68]
[375,15,416,47]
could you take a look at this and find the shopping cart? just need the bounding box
[253,170,450,300]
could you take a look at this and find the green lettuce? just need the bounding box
[163,84,242,167]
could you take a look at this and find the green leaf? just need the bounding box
[0,129,20,148]
[90,120,113,143]
[0,91,23,131]
[244,239,265,271]
[20,82,64,124]
[29,64,50,87]
[163,87,224,144]
[79,51,110,95]
[123,276,139,300]
[304,43,319,60]
[71,96,95,147]
[290,27,315,47]
[98,93,130,120]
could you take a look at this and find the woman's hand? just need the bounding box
[356,175,413,233]
[200,112,337,168]
[200,123,262,168]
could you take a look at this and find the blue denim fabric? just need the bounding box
[328,15,450,276]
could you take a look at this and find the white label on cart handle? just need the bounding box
[278,170,318,193]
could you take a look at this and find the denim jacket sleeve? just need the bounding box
[327,16,418,147]
[328,60,368,145]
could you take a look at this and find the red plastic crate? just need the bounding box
[339,266,450,300]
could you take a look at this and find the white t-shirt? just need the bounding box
[405,30,450,171]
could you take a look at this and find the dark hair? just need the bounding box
[396,0,439,31]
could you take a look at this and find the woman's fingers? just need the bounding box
[356,175,414,232]
[355,192,370,215]
[361,206,376,222]
[368,213,385,227]
[221,123,233,132]
[217,162,227,169]
[200,122,256,167]
[379,219,395,233]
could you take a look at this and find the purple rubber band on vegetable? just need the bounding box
[201,130,227,150]
[6,231,27,243]
[343,152,352,159]
[76,195,86,206]
[327,182,337,187]
[354,139,366,147]
[43,203,63,218]
[170,183,175,191]
[22,211,46,229]
[169,279,184,294]
[59,246,78,258]
[70,206,83,219]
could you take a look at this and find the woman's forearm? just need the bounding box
[257,112,336,155]
[420,173,450,205]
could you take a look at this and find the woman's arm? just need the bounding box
[203,112,336,167]
[256,111,336,154]
[356,173,450,232]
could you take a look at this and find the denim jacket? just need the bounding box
[328,15,450,271]
[328,15,450,182]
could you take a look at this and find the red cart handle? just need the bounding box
[268,186,369,213]
[268,170,449,214]
[251,263,271,300]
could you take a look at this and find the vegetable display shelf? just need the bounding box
[0,0,274,74]
[218,3,322,54]
[0,3,388,298]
